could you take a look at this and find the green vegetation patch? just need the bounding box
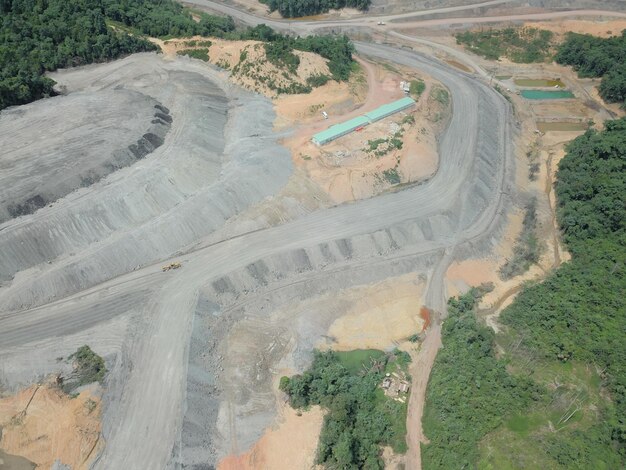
[260,0,371,18]
[556,30,626,107]
[432,88,449,106]
[281,349,411,468]
[455,27,554,63]
[498,118,626,461]
[366,129,405,158]
[421,291,540,469]
[177,48,210,61]
[0,0,158,110]
[63,345,107,393]
[424,118,626,469]
[409,79,425,98]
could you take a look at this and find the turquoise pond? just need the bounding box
[521,90,575,99]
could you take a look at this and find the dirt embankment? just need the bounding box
[0,382,103,470]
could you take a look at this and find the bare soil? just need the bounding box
[321,273,426,351]
[0,382,102,470]
[523,19,626,39]
[217,403,324,470]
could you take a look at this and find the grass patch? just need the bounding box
[365,130,405,158]
[335,349,386,374]
[455,27,554,63]
[432,87,449,106]
[176,48,210,61]
[409,79,425,98]
[382,167,401,185]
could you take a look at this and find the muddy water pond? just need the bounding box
[537,121,588,132]
[0,450,36,470]
[521,90,575,99]
[515,78,565,87]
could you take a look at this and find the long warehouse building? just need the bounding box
[312,97,416,146]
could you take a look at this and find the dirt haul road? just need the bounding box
[187,0,626,32]
[0,40,513,467]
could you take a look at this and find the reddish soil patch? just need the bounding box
[419,306,431,332]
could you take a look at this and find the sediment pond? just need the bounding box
[521,90,575,99]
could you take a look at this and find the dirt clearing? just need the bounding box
[217,403,323,470]
[524,19,626,39]
[0,382,102,470]
[320,274,426,351]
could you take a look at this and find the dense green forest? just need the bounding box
[421,291,541,468]
[556,30,626,107]
[280,349,410,469]
[1,0,356,110]
[260,0,371,18]
[422,118,626,468]
[0,0,156,109]
[455,27,554,63]
[500,118,626,463]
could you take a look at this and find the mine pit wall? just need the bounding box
[0,89,171,224]
[0,61,293,311]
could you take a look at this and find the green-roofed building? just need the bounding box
[364,96,415,123]
[312,116,370,145]
[311,97,416,146]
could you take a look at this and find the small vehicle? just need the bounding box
[377,21,386,25]
[322,111,328,119]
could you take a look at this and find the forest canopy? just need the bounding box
[555,30,626,107]
[0,0,356,110]
[281,349,410,469]
[501,118,626,459]
[260,0,371,18]
[0,0,157,109]
[423,118,626,468]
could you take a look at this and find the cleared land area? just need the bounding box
[0,36,513,467]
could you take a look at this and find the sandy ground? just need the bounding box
[321,273,425,350]
[0,383,102,470]
[217,403,324,470]
[523,19,626,38]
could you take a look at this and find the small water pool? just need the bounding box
[521,90,575,100]
[515,78,565,87]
